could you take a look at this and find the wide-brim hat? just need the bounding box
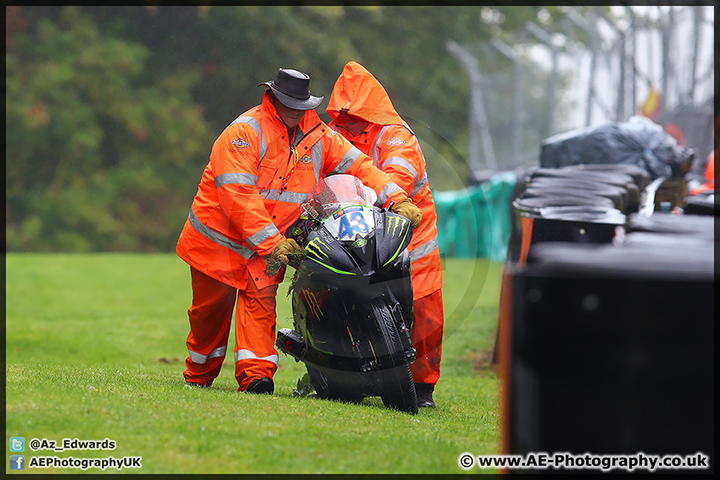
[258,68,324,110]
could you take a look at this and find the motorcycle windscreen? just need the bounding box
[307,174,378,220]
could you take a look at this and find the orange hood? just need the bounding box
[326,61,405,126]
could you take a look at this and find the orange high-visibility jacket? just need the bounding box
[176,91,406,290]
[690,150,714,195]
[327,61,442,299]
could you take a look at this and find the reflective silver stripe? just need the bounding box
[259,189,276,201]
[234,349,279,365]
[188,209,254,260]
[311,141,323,182]
[382,156,420,196]
[409,235,439,262]
[381,156,418,181]
[331,145,363,174]
[371,125,393,168]
[378,137,430,198]
[188,346,227,365]
[229,116,267,162]
[377,182,403,206]
[215,172,258,188]
[411,170,428,197]
[280,191,309,204]
[259,189,309,204]
[188,349,206,364]
[246,223,280,248]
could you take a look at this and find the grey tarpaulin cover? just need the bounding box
[540,116,695,179]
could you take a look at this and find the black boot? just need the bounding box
[247,377,274,394]
[415,383,436,408]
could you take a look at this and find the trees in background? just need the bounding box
[7,7,212,251]
[5,5,576,252]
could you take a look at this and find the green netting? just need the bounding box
[432,172,517,261]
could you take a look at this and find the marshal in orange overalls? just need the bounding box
[176,87,407,391]
[327,62,444,391]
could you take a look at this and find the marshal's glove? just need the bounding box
[270,238,303,265]
[391,197,422,228]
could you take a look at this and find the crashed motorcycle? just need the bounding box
[276,174,418,414]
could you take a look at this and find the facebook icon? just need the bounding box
[10,455,25,470]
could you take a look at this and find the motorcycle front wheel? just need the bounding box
[365,300,418,415]
[306,365,364,404]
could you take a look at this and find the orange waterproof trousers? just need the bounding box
[183,267,279,391]
[409,289,444,386]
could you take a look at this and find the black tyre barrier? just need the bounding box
[524,207,625,247]
[521,179,629,212]
[536,205,627,223]
[626,212,716,240]
[524,169,639,213]
[621,232,714,250]
[531,165,633,180]
[502,241,713,463]
[507,195,615,263]
[513,193,617,211]
[621,183,640,213]
[564,163,652,191]
[519,165,647,211]
[508,193,614,265]
[508,198,623,266]
[532,165,650,202]
[683,192,716,216]
[530,167,637,189]
[521,183,626,201]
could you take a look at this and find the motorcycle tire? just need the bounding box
[365,300,418,415]
[306,365,364,404]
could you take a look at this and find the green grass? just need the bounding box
[5,253,503,474]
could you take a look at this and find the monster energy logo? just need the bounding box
[305,237,329,258]
[302,289,323,318]
[383,216,411,267]
[352,238,367,248]
[386,216,407,237]
[305,236,355,275]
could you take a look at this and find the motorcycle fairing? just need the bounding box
[303,226,357,275]
[302,208,413,278]
[373,210,413,268]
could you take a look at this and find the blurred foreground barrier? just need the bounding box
[433,171,516,262]
[496,213,714,472]
[493,136,713,470]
